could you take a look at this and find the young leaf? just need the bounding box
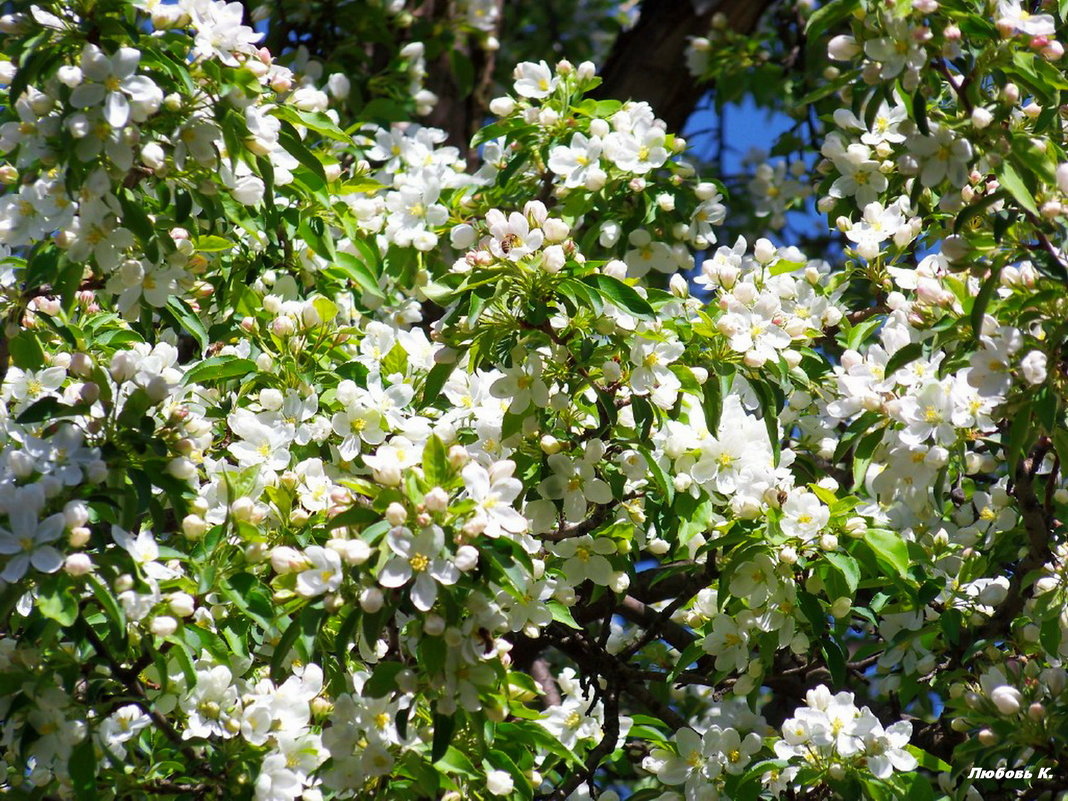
[581,274,655,318]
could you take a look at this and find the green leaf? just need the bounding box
[997,160,1039,216]
[331,252,384,299]
[487,748,533,801]
[805,0,859,43]
[883,342,924,380]
[278,123,327,183]
[824,552,860,594]
[170,640,197,689]
[272,105,353,143]
[1040,614,1062,656]
[863,528,909,580]
[547,601,580,629]
[361,97,410,123]
[557,277,604,315]
[970,267,1001,338]
[164,297,208,350]
[420,361,457,407]
[312,296,338,324]
[196,235,235,252]
[37,574,78,626]
[796,590,827,634]
[327,504,381,530]
[422,434,448,488]
[182,356,257,385]
[669,640,706,682]
[16,397,79,424]
[639,446,674,507]
[175,189,192,223]
[436,745,477,777]
[911,89,929,136]
[68,735,97,801]
[119,192,155,244]
[365,661,407,698]
[270,606,322,681]
[9,332,45,370]
[702,373,723,433]
[581,274,655,318]
[905,745,951,773]
[822,636,846,685]
[751,381,781,465]
[87,574,127,644]
[431,710,457,763]
[940,607,961,646]
[219,573,274,631]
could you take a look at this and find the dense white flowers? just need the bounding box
[1,1,1065,799]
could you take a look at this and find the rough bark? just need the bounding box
[594,0,779,132]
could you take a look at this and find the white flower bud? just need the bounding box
[669,273,689,297]
[488,96,516,117]
[1021,350,1047,385]
[990,685,1022,715]
[448,445,470,468]
[589,118,610,138]
[454,545,479,572]
[271,546,306,574]
[424,487,449,512]
[486,770,514,796]
[827,34,860,61]
[360,587,385,613]
[150,616,178,637]
[542,244,566,273]
[64,553,93,576]
[450,223,477,250]
[169,592,196,617]
[167,457,197,481]
[301,303,322,328]
[542,217,570,242]
[970,107,994,129]
[584,166,607,191]
[385,503,408,526]
[182,514,207,539]
[423,614,446,636]
[141,142,166,170]
[538,107,559,126]
[271,315,295,337]
[230,497,255,521]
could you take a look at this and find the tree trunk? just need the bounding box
[420,0,506,162]
[594,0,779,132]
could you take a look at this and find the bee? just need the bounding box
[499,233,520,254]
